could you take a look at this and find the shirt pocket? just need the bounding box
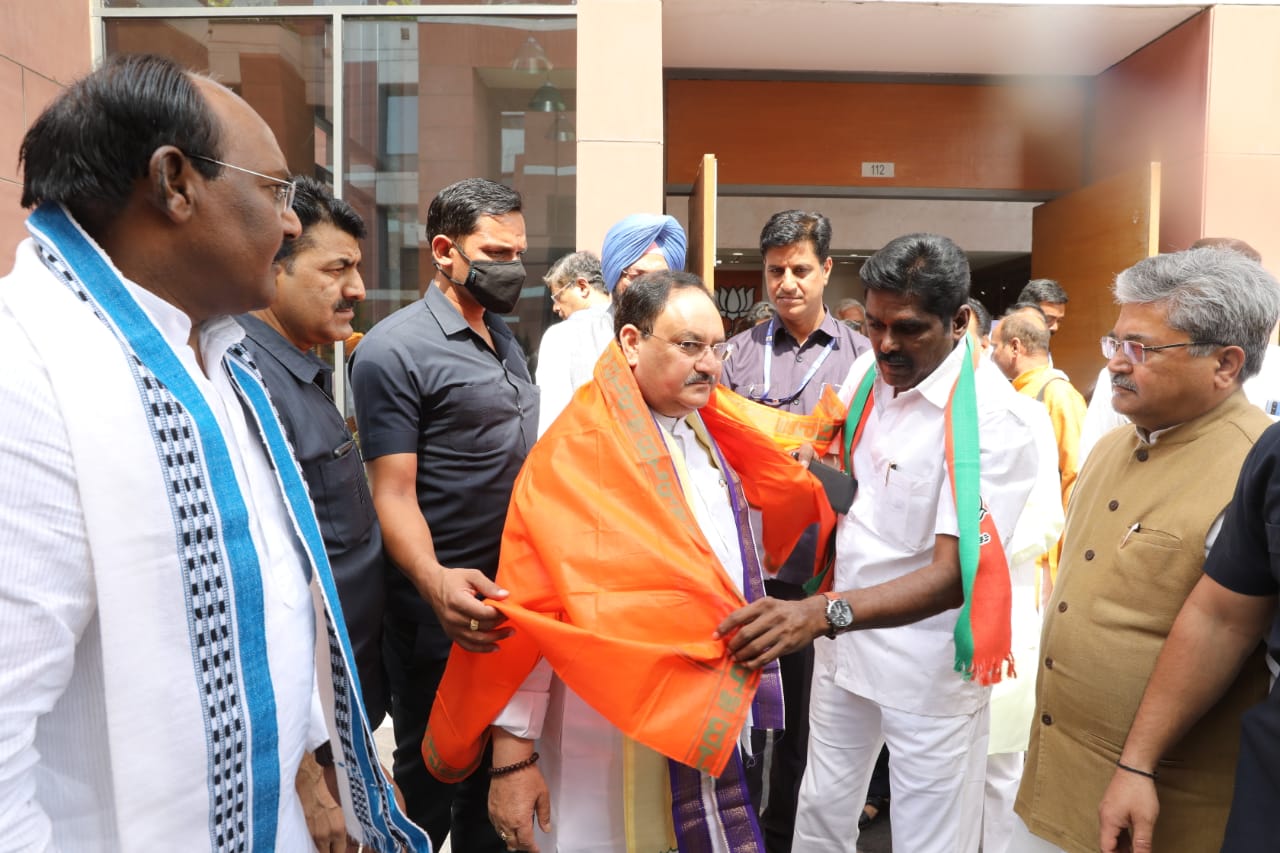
[1117,524,1194,604]
[440,381,535,456]
[439,382,500,453]
[872,464,939,553]
[314,440,377,550]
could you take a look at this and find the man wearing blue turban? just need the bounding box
[600,213,688,295]
[536,213,689,433]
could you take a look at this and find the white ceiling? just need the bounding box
[662,0,1208,77]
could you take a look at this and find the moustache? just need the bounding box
[876,352,912,368]
[684,373,715,386]
[1111,374,1138,393]
[335,300,358,312]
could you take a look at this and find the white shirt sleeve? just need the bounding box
[535,325,575,438]
[492,658,554,739]
[308,684,329,753]
[1078,366,1129,464]
[0,306,97,849]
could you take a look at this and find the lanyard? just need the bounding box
[755,317,837,407]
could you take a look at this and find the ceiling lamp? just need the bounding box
[550,113,576,142]
[528,82,566,113]
[511,36,552,74]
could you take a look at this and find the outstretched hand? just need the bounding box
[715,596,826,669]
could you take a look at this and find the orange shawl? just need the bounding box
[424,342,835,781]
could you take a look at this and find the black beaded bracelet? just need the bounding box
[489,751,540,777]
[1116,759,1157,781]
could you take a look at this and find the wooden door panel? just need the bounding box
[1030,162,1160,396]
[688,153,717,291]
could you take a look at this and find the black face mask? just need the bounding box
[437,243,526,314]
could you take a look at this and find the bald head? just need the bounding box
[992,306,1050,380]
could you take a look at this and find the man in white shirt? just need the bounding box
[534,250,610,435]
[536,214,688,436]
[719,233,1041,853]
[0,54,424,851]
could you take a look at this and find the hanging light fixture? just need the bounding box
[552,114,576,142]
[548,113,576,142]
[511,35,552,74]
[528,81,566,113]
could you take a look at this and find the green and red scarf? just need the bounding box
[812,336,1014,686]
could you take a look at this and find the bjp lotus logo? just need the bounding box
[716,286,753,320]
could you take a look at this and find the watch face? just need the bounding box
[827,597,854,631]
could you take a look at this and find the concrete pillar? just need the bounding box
[575,0,666,253]
[1202,4,1280,273]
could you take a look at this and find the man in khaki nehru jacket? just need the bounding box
[1012,249,1280,853]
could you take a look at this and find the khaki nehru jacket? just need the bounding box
[1015,390,1271,853]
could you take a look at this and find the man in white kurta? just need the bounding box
[494,411,757,852]
[535,250,612,436]
[536,215,688,437]
[0,55,425,851]
[796,340,1039,852]
[478,271,795,852]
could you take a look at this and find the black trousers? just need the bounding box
[1220,700,1280,852]
[385,617,506,853]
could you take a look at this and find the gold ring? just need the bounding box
[498,830,509,841]
[470,618,481,631]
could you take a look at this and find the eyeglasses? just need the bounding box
[618,267,648,285]
[550,282,579,304]
[187,153,296,214]
[1100,335,1225,364]
[643,331,734,362]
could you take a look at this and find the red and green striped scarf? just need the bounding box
[823,336,1015,685]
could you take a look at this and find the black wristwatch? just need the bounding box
[823,592,854,639]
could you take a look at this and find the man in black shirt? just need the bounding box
[238,175,391,850]
[351,178,537,851]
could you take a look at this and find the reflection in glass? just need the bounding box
[104,17,334,184]
[101,10,576,370]
[102,0,572,8]
[344,16,576,363]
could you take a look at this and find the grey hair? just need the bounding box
[544,250,606,294]
[836,298,864,314]
[1114,248,1280,380]
[748,301,776,323]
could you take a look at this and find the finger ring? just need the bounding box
[470,618,481,631]
[498,830,509,841]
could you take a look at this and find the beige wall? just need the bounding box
[576,0,665,254]
[0,0,91,262]
[1090,5,1280,273]
[1201,4,1280,271]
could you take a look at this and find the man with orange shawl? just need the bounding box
[425,270,836,852]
